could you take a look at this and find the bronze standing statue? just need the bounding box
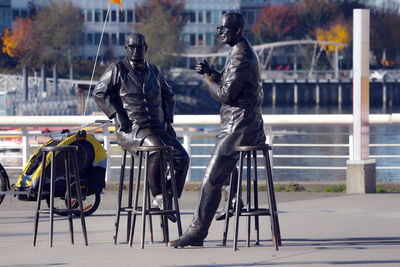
[170,12,266,247]
[93,33,189,221]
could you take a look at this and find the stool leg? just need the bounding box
[140,151,150,249]
[222,171,234,246]
[167,151,183,236]
[64,151,75,245]
[253,150,260,245]
[49,151,56,247]
[265,150,282,246]
[33,151,47,246]
[159,151,169,245]
[127,154,134,242]
[263,150,279,250]
[233,151,245,251]
[114,150,126,245]
[71,150,88,246]
[246,151,251,248]
[129,151,143,247]
[147,185,154,244]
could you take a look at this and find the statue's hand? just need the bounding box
[116,113,132,133]
[165,122,176,137]
[195,59,211,75]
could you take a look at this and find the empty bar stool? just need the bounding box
[128,145,183,248]
[222,144,281,251]
[33,145,88,247]
[113,149,136,244]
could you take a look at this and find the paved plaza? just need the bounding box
[0,190,399,267]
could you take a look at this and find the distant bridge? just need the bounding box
[173,39,348,79]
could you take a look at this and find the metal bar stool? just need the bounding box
[128,145,183,248]
[222,144,281,251]
[113,149,158,245]
[33,145,88,247]
[113,149,136,244]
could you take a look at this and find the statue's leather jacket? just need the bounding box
[206,37,266,157]
[93,58,175,150]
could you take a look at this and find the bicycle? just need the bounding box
[0,120,112,216]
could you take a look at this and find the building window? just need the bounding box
[111,10,116,22]
[103,33,109,46]
[189,33,196,46]
[127,10,133,22]
[135,10,140,23]
[119,10,125,22]
[189,11,195,23]
[206,33,212,46]
[95,9,101,22]
[12,10,19,20]
[213,10,220,24]
[87,33,93,45]
[198,33,204,46]
[95,32,101,45]
[119,33,125,45]
[198,10,203,23]
[206,11,211,23]
[181,33,189,45]
[111,33,117,45]
[103,9,107,22]
[86,9,92,22]
[20,9,28,18]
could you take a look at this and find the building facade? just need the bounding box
[5,0,271,62]
[0,0,11,33]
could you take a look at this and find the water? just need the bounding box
[188,105,400,183]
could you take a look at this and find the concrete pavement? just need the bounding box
[0,191,399,267]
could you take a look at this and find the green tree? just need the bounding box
[370,5,400,68]
[296,0,339,39]
[134,0,187,69]
[33,1,83,71]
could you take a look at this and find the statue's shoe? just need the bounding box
[169,231,204,248]
[215,199,244,221]
[152,194,177,223]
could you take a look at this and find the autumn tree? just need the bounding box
[251,4,299,44]
[1,17,39,66]
[134,0,187,69]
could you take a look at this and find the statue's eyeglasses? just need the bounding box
[216,25,229,32]
[127,44,144,49]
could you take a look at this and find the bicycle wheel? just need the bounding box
[46,196,70,216]
[0,163,9,206]
[70,186,101,217]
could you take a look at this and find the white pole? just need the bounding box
[352,9,370,161]
[347,9,376,194]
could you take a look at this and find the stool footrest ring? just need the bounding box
[239,208,270,216]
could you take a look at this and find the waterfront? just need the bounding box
[184,105,400,183]
[1,105,400,184]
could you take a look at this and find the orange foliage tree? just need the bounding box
[1,17,38,65]
[251,4,299,44]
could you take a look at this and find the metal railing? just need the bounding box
[0,114,400,182]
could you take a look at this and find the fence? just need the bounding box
[0,114,400,183]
